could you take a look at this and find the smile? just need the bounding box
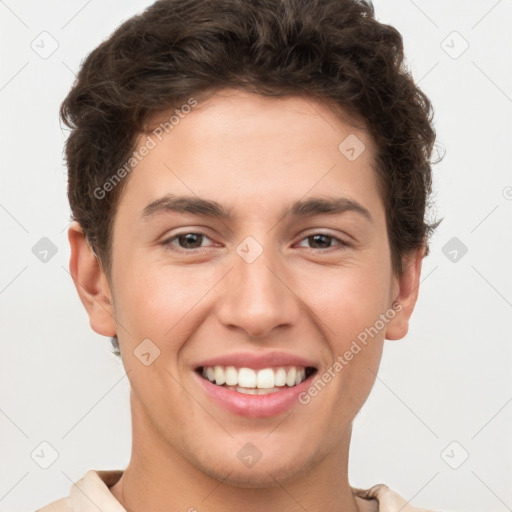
[193,352,319,417]
[198,365,316,395]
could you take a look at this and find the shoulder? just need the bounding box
[35,469,124,512]
[36,497,73,512]
[353,483,440,512]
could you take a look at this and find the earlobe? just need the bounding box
[385,247,424,341]
[68,222,117,337]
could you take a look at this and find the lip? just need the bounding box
[194,351,318,371]
[193,369,316,418]
[192,351,318,418]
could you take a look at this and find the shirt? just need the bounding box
[36,470,438,512]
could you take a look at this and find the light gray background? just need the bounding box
[1,1,511,511]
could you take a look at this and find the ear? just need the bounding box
[68,222,117,337]
[385,247,424,341]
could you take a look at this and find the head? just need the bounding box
[64,0,439,488]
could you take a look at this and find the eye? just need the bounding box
[160,231,350,253]
[296,233,349,251]
[162,232,215,251]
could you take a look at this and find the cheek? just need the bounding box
[313,262,391,413]
[311,263,393,342]
[112,259,220,349]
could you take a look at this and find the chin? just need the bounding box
[194,450,318,488]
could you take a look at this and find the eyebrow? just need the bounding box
[141,194,373,223]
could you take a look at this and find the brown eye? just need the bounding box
[162,232,214,251]
[297,233,348,250]
[308,234,333,249]
[176,233,204,249]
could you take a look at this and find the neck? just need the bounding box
[110,391,367,512]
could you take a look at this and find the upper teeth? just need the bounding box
[202,366,307,389]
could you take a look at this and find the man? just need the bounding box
[38,0,442,510]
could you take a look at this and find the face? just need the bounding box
[71,88,420,487]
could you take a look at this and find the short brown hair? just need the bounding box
[61,0,441,354]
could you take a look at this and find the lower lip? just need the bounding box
[193,371,314,418]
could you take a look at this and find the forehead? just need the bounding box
[117,88,382,222]
[147,88,372,154]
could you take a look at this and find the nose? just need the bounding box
[215,244,300,338]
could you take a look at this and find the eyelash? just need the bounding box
[160,231,350,253]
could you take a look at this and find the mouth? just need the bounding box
[192,352,320,417]
[196,365,318,395]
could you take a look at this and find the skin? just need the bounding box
[69,88,423,512]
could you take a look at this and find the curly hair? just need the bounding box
[60,0,441,357]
